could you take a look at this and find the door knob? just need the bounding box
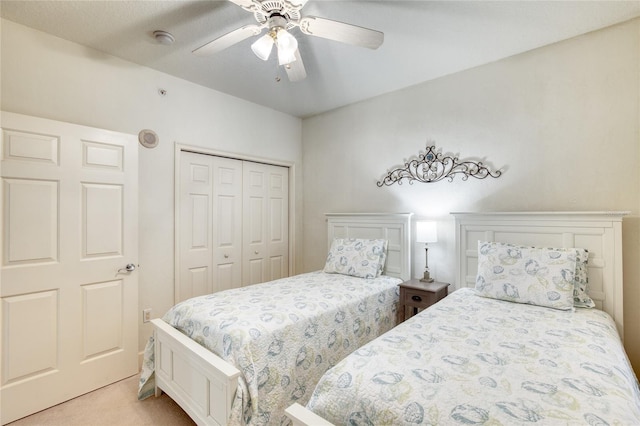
[118,263,137,274]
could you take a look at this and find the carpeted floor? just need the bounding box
[8,375,195,425]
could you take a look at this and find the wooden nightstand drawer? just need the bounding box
[402,288,441,309]
[397,279,449,323]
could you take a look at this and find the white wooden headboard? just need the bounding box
[453,211,628,337]
[326,213,413,282]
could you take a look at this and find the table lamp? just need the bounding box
[416,221,437,282]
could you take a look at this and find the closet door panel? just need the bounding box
[178,152,213,302]
[243,164,268,285]
[267,167,289,281]
[212,157,242,292]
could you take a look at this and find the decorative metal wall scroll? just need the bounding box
[377,145,502,186]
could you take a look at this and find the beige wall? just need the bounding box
[0,19,304,352]
[302,19,640,371]
[2,15,639,374]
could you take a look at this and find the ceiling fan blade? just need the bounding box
[284,50,306,82]
[299,16,383,49]
[227,0,257,10]
[193,24,262,56]
[289,0,309,8]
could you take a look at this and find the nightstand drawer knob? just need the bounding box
[411,295,422,302]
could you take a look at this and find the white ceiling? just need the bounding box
[2,1,639,118]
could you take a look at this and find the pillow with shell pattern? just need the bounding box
[475,241,577,310]
[573,248,595,308]
[324,238,388,279]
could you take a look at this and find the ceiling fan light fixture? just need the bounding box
[275,29,298,65]
[192,0,383,82]
[277,48,297,66]
[251,33,274,61]
[276,29,297,54]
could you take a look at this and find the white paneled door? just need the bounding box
[0,112,138,424]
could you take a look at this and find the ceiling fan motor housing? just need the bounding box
[267,15,288,32]
[254,0,300,30]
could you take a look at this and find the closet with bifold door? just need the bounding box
[177,150,289,303]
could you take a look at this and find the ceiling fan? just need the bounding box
[193,0,384,82]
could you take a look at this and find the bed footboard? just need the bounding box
[285,403,334,426]
[152,319,241,426]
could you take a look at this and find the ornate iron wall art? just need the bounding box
[377,145,502,186]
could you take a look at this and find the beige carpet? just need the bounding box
[8,375,195,426]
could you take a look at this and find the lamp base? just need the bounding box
[420,270,434,283]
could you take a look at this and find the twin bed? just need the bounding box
[138,213,413,425]
[294,287,639,425]
[140,211,640,426]
[287,211,640,425]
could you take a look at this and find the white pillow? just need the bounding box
[475,241,577,310]
[323,238,388,279]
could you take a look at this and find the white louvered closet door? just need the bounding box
[177,151,288,302]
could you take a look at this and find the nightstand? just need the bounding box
[397,279,450,323]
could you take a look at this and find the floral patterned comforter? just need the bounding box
[138,271,401,425]
[307,287,640,425]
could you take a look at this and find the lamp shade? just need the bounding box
[416,221,437,243]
